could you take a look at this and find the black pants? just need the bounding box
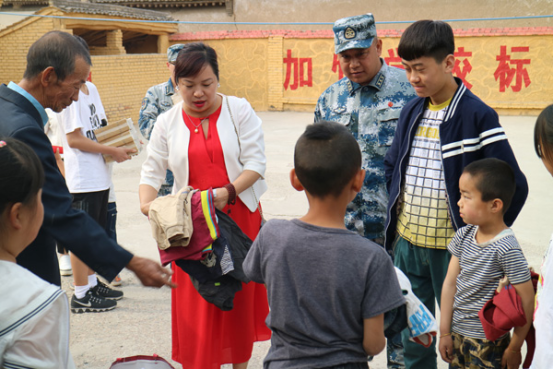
[71,189,109,227]
[57,189,109,254]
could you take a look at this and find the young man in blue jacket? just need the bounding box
[383,20,528,369]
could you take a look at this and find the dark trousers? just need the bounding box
[58,189,109,254]
[105,202,117,243]
[71,189,109,228]
[393,236,451,369]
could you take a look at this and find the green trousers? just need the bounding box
[393,236,451,369]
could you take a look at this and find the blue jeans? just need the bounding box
[393,236,451,369]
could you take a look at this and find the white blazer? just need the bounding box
[140,94,267,212]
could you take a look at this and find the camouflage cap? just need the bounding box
[333,13,377,54]
[167,44,185,63]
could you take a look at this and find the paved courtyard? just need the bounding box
[64,112,551,368]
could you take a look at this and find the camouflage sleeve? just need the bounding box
[314,94,324,123]
[138,88,160,140]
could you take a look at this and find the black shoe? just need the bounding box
[90,279,124,301]
[71,290,117,313]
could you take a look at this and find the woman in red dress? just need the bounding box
[139,43,271,369]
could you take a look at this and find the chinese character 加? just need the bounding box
[283,49,313,90]
[494,46,531,92]
[453,47,473,89]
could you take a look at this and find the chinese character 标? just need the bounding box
[494,46,531,92]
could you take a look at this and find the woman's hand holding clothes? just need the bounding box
[213,187,229,210]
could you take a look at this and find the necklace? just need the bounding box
[183,109,207,134]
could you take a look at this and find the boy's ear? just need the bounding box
[289,168,304,192]
[490,198,504,214]
[443,54,455,74]
[352,169,365,193]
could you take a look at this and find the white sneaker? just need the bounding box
[59,254,72,276]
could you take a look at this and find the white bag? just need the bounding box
[395,267,438,347]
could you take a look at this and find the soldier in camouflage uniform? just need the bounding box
[314,13,416,369]
[138,44,185,196]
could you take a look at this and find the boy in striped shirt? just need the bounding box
[439,158,534,369]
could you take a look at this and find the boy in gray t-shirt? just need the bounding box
[243,122,405,369]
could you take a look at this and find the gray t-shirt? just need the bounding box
[243,219,405,369]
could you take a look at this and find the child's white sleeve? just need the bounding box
[2,295,74,369]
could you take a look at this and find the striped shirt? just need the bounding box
[396,99,455,248]
[449,225,531,339]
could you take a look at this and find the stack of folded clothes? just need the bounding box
[149,187,253,310]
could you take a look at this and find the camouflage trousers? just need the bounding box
[450,332,510,369]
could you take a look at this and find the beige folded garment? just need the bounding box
[148,186,195,250]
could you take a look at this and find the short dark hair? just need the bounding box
[174,42,219,82]
[294,121,361,198]
[398,20,455,63]
[0,138,44,216]
[463,158,515,213]
[23,31,92,81]
[534,104,553,164]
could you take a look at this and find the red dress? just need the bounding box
[171,105,271,368]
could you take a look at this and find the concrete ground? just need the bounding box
[64,112,552,369]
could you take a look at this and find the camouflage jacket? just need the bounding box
[314,59,416,241]
[138,78,177,196]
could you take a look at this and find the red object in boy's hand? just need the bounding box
[52,145,63,154]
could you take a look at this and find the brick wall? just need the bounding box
[90,54,168,125]
[0,15,57,84]
[172,29,553,115]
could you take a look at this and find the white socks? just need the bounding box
[74,285,89,299]
[88,274,98,288]
[74,274,98,299]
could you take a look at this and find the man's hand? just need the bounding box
[110,147,136,163]
[438,335,454,363]
[126,256,177,288]
[502,348,522,369]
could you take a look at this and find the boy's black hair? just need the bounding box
[398,20,455,63]
[294,121,361,198]
[534,104,553,163]
[463,158,515,214]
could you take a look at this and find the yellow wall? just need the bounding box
[181,34,545,114]
[1,17,550,119]
[202,38,269,111]
[0,15,56,84]
[379,36,552,115]
[90,54,168,124]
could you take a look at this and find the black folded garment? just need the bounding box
[180,209,254,310]
[189,274,242,311]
